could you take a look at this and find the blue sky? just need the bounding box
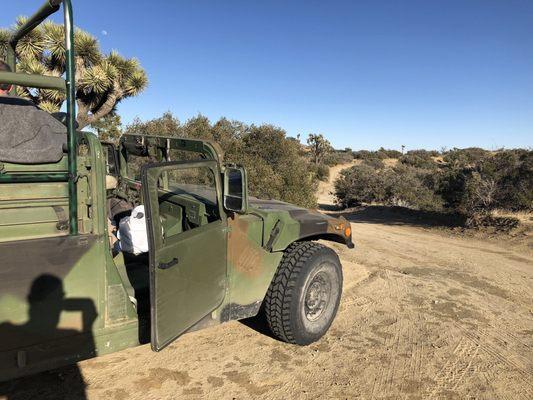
[2,0,532,150]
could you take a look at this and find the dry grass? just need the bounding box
[383,158,398,167]
[491,209,533,226]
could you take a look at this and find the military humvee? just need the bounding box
[0,0,354,381]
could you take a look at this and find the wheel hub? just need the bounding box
[304,272,330,321]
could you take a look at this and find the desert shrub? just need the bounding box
[384,165,444,210]
[437,167,469,210]
[464,213,520,231]
[353,150,387,160]
[314,163,331,182]
[486,150,532,210]
[438,165,500,215]
[308,163,330,182]
[352,150,368,160]
[466,150,532,211]
[125,114,317,208]
[336,146,531,229]
[462,171,497,214]
[362,157,385,169]
[438,149,533,214]
[353,148,403,160]
[324,150,353,166]
[335,164,442,210]
[335,165,386,207]
[442,147,489,167]
[224,124,318,208]
[377,147,403,159]
[399,150,439,169]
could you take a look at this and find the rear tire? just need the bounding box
[264,241,343,345]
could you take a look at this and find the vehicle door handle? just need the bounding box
[158,257,179,270]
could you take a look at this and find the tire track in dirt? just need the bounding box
[427,320,533,400]
[399,311,425,398]
[458,326,533,399]
[369,270,422,399]
[336,218,533,400]
[429,335,481,399]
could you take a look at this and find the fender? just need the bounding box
[249,198,354,252]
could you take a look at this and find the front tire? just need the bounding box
[264,242,343,345]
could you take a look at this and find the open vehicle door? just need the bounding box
[141,160,227,351]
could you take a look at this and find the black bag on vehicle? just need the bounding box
[0,96,66,164]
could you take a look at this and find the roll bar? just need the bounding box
[0,71,66,91]
[0,0,78,235]
[7,0,62,67]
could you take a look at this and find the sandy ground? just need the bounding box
[1,164,532,400]
[316,162,355,207]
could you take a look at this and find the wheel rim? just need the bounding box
[304,270,331,322]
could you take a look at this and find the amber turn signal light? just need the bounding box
[344,226,351,237]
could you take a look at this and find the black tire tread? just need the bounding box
[264,241,333,344]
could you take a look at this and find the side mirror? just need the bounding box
[223,166,248,213]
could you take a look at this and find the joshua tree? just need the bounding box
[307,133,333,165]
[0,18,148,129]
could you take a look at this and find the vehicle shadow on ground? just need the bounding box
[317,203,344,212]
[0,365,88,400]
[0,274,96,400]
[327,205,467,229]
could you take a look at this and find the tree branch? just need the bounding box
[76,81,123,129]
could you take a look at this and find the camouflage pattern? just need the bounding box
[0,133,353,380]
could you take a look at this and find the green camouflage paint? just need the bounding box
[0,131,353,380]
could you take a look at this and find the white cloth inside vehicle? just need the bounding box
[117,205,149,255]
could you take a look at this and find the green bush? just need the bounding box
[442,147,488,167]
[384,165,443,210]
[324,150,353,166]
[352,148,403,161]
[125,114,318,208]
[335,165,386,207]
[234,125,317,208]
[399,150,439,169]
[377,147,402,159]
[436,167,468,210]
[334,164,442,210]
[482,150,533,211]
[438,149,533,213]
[310,163,330,182]
[362,157,385,169]
[336,147,532,220]
[353,150,387,160]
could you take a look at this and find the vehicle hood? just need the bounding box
[248,198,354,250]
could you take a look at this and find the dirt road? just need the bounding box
[316,161,355,207]
[2,165,532,399]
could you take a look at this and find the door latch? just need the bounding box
[158,257,179,270]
